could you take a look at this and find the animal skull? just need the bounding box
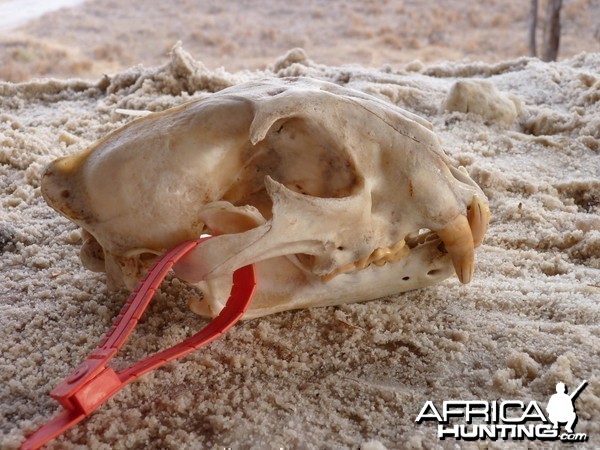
[42,78,490,319]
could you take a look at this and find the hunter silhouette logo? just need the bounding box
[416,380,589,442]
[546,381,587,434]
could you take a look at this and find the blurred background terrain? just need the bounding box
[0,0,599,82]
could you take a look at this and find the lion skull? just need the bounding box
[42,78,490,318]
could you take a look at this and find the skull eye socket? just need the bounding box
[222,117,361,220]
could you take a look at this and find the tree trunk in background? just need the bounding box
[541,0,562,61]
[529,0,538,57]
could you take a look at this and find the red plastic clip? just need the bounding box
[21,237,256,450]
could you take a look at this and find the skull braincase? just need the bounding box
[42,78,490,318]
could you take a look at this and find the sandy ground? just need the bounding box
[1,44,599,449]
[0,0,599,82]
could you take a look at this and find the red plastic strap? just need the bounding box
[21,238,256,450]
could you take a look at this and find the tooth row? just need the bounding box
[321,239,409,282]
[320,195,490,285]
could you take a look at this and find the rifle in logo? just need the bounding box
[546,380,588,434]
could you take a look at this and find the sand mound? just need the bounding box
[1,46,599,449]
[2,0,599,83]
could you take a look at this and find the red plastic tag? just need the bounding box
[21,238,256,450]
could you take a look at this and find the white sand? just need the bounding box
[1,46,599,449]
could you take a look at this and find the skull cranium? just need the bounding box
[42,77,490,318]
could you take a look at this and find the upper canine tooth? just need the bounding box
[436,215,474,284]
[467,195,491,247]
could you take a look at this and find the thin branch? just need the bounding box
[541,0,563,61]
[529,0,538,57]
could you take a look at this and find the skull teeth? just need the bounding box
[433,195,490,284]
[321,239,409,282]
[436,214,474,284]
[320,197,487,286]
[467,194,491,248]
